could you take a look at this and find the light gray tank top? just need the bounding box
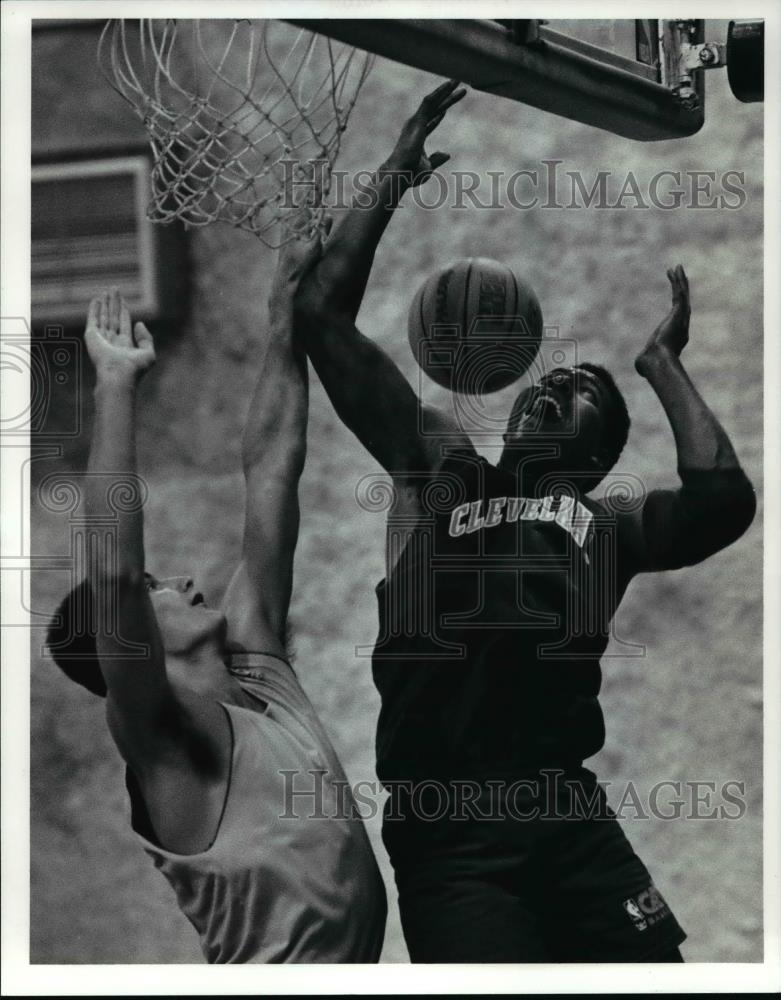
[130,653,386,963]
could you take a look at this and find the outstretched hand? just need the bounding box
[635,265,691,375]
[386,79,467,186]
[272,161,335,310]
[84,288,155,383]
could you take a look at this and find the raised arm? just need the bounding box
[303,79,465,324]
[295,82,474,479]
[83,290,169,716]
[84,291,228,844]
[618,266,756,573]
[221,224,327,659]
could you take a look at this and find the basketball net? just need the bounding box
[98,19,373,245]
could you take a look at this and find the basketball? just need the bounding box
[407,257,543,394]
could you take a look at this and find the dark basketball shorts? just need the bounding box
[382,770,687,963]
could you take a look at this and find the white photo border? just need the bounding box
[2,0,779,993]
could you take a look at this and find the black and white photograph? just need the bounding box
[1,2,778,994]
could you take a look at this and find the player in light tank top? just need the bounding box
[47,205,386,962]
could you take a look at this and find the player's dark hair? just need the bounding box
[578,362,631,471]
[46,579,107,698]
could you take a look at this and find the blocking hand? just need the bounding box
[636,265,691,375]
[84,287,156,382]
[386,80,467,186]
[273,161,335,309]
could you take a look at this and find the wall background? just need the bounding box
[30,19,763,963]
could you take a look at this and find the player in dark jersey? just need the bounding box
[293,81,757,962]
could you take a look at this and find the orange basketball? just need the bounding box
[407,257,543,394]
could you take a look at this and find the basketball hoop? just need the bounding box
[98,19,374,246]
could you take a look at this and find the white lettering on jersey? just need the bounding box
[465,500,485,534]
[448,494,593,548]
[506,498,523,522]
[484,496,507,527]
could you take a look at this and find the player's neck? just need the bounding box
[166,642,231,698]
[496,450,585,499]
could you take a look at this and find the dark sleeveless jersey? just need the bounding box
[372,453,626,783]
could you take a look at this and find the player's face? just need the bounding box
[146,574,227,657]
[507,367,610,463]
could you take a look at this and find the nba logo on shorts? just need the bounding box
[622,883,672,931]
[622,897,648,931]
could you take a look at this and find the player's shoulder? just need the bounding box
[582,484,651,570]
[583,480,649,521]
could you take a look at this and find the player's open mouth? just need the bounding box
[191,592,205,607]
[525,392,563,422]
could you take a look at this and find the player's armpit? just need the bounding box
[221,558,289,660]
[417,404,477,474]
[109,690,233,855]
[297,307,428,476]
[624,467,756,573]
[97,581,231,777]
[299,302,476,479]
[95,578,172,724]
[99,584,233,856]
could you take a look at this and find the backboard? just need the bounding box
[285,19,762,141]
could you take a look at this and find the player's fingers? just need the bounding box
[296,206,313,235]
[108,286,120,333]
[296,173,314,215]
[133,321,155,354]
[668,271,684,307]
[119,298,132,343]
[426,112,446,133]
[308,230,326,262]
[99,291,109,335]
[435,79,462,99]
[300,161,321,204]
[428,151,451,171]
[420,79,460,114]
[86,297,99,330]
[293,208,314,240]
[670,266,681,304]
[437,87,467,115]
[289,161,322,216]
[422,79,458,104]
